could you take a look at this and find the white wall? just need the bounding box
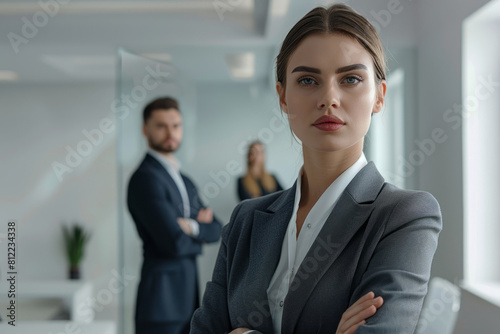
[0,82,119,321]
[353,0,419,48]
[463,1,500,283]
[414,0,491,282]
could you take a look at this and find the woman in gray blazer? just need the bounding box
[191,4,442,334]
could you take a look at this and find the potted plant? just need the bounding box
[62,223,91,279]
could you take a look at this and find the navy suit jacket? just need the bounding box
[191,162,442,333]
[127,153,222,324]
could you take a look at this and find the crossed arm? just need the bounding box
[191,191,441,333]
[127,171,221,257]
[230,293,384,334]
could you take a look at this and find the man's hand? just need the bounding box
[336,292,383,334]
[177,217,192,235]
[196,208,213,223]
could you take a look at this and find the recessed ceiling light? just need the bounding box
[225,53,255,79]
[0,70,19,81]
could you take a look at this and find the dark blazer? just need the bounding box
[127,153,222,326]
[191,162,442,333]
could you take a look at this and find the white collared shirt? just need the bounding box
[147,148,199,236]
[266,153,368,333]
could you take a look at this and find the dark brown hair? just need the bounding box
[143,97,179,124]
[276,3,386,88]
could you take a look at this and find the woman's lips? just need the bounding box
[312,115,345,132]
[313,123,344,131]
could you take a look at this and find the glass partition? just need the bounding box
[116,49,189,334]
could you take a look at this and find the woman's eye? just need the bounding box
[343,76,362,85]
[298,77,317,86]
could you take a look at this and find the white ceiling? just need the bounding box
[0,0,418,84]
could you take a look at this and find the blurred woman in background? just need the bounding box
[237,141,283,201]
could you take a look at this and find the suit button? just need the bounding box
[279,301,284,307]
[307,223,311,229]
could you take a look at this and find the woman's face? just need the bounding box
[249,143,265,166]
[276,33,386,154]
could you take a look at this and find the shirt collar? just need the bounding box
[293,152,368,217]
[147,148,181,172]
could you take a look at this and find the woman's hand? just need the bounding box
[228,328,252,334]
[336,291,384,334]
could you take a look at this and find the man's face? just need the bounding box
[142,108,183,154]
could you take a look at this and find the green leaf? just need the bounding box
[62,223,91,268]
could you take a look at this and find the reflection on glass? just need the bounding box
[117,49,190,334]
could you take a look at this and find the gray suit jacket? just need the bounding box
[191,162,442,333]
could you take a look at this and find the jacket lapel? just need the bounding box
[244,183,296,333]
[282,162,385,333]
[145,154,184,216]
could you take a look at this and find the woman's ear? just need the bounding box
[276,81,288,114]
[372,80,387,114]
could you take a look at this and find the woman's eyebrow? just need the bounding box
[291,64,368,74]
[336,64,368,73]
[291,66,321,74]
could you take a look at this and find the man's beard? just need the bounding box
[149,138,180,154]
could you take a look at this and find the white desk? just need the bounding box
[460,282,500,307]
[1,281,94,323]
[0,320,115,334]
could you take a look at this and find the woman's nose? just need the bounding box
[317,83,340,110]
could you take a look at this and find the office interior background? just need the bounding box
[1,0,500,333]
